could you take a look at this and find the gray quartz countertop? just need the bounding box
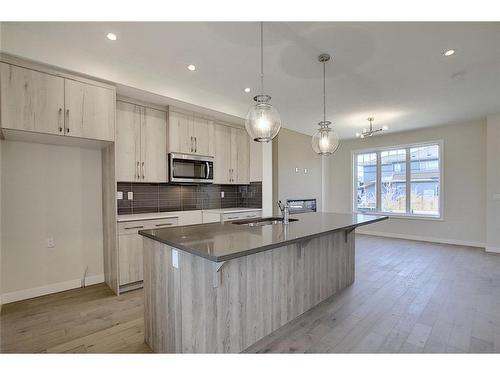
[139,212,388,262]
[202,207,262,214]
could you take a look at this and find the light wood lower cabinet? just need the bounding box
[116,100,167,183]
[118,217,178,288]
[116,211,203,290]
[118,232,144,286]
[0,62,115,141]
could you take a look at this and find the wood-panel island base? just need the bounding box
[143,230,355,353]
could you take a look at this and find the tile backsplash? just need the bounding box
[117,182,262,215]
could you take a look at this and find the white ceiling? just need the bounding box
[1,22,499,138]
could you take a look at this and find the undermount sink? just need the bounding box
[232,217,299,227]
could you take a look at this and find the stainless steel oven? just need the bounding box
[169,153,214,183]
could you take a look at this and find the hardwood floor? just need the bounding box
[2,235,500,353]
[0,283,151,353]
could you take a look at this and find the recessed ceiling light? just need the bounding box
[244,87,251,93]
[106,33,117,41]
[187,64,196,71]
[443,49,455,57]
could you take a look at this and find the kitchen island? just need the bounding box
[139,212,387,353]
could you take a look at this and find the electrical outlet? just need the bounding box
[47,237,55,248]
[221,191,225,198]
[128,191,134,200]
[116,191,123,200]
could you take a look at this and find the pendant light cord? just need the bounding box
[260,21,264,95]
[323,60,326,123]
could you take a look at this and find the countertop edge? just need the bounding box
[139,216,388,263]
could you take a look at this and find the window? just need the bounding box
[355,152,377,211]
[381,149,406,214]
[353,142,442,218]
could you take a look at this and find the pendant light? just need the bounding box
[245,22,282,142]
[311,53,340,156]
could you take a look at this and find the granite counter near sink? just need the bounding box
[140,212,387,353]
[139,212,386,262]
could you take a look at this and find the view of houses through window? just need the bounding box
[354,143,441,217]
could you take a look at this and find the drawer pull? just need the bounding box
[124,225,144,230]
[227,216,239,220]
[155,223,173,227]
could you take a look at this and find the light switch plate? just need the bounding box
[47,237,55,248]
[116,191,123,200]
[493,193,500,200]
[172,249,179,268]
[127,192,133,200]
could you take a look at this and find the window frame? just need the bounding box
[351,140,444,220]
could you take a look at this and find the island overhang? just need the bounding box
[139,212,388,262]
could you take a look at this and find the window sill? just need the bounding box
[354,211,444,221]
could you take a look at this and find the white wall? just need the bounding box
[273,128,323,215]
[486,114,500,253]
[1,141,104,303]
[324,119,487,247]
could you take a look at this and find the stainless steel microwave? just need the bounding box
[169,153,214,183]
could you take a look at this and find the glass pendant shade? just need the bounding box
[245,95,282,142]
[311,121,340,155]
[311,53,340,156]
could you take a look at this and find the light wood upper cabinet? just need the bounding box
[214,123,250,184]
[141,107,167,182]
[214,124,231,184]
[0,62,115,142]
[168,111,214,156]
[249,139,263,182]
[116,101,141,181]
[168,111,192,154]
[234,127,250,184]
[116,100,167,183]
[64,79,115,141]
[0,63,64,135]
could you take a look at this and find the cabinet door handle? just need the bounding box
[155,223,173,227]
[65,109,70,133]
[58,108,63,133]
[142,162,145,179]
[194,137,197,153]
[190,136,193,152]
[124,225,144,230]
[137,161,141,179]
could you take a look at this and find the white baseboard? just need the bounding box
[486,246,500,254]
[356,229,486,249]
[1,274,104,304]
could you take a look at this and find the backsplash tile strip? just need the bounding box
[117,182,262,215]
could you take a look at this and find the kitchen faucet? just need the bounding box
[277,200,290,224]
